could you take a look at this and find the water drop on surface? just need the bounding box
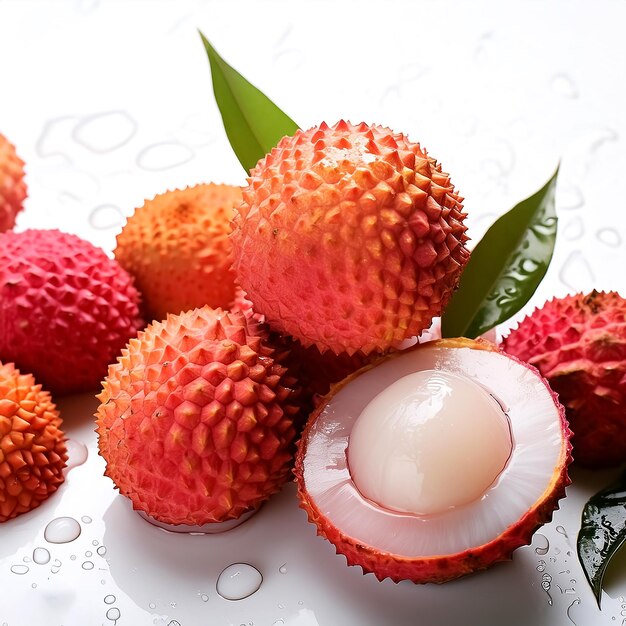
[85,551,93,557]
[31,583,37,588]
[10,564,29,575]
[104,595,116,605]
[534,534,549,555]
[92,540,99,546]
[279,563,288,574]
[149,602,156,610]
[106,607,121,622]
[199,593,209,602]
[597,227,622,247]
[44,517,81,544]
[136,141,194,172]
[82,561,94,570]
[81,516,92,524]
[33,547,50,565]
[22,556,31,563]
[216,563,263,600]
[70,555,77,561]
[65,439,88,470]
[97,546,107,556]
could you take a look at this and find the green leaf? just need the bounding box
[441,167,559,338]
[199,31,300,173]
[578,471,626,607]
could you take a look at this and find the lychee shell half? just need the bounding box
[0,362,67,522]
[0,134,26,233]
[96,306,299,526]
[501,290,626,468]
[231,120,469,356]
[115,183,242,322]
[295,338,571,584]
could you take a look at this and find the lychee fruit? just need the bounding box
[96,306,299,527]
[0,133,27,232]
[0,361,67,522]
[230,120,470,356]
[0,229,144,395]
[295,338,571,583]
[115,183,242,322]
[501,290,626,468]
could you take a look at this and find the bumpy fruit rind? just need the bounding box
[231,120,469,356]
[0,362,67,522]
[96,306,299,526]
[502,290,626,468]
[115,183,242,322]
[0,134,27,233]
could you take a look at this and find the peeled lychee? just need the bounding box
[96,306,299,526]
[0,361,67,522]
[295,338,571,583]
[231,120,470,356]
[115,184,242,322]
[0,134,27,232]
[0,229,144,395]
[501,290,626,468]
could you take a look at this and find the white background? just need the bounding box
[0,1,625,625]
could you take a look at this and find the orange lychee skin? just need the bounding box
[0,134,27,232]
[231,120,470,356]
[96,307,299,526]
[502,290,626,468]
[115,184,242,323]
[0,362,67,522]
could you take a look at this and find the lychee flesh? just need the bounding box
[96,306,299,526]
[231,120,470,356]
[295,338,571,583]
[115,184,242,322]
[0,134,27,233]
[0,361,67,522]
[0,229,144,395]
[501,290,626,468]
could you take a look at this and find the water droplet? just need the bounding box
[534,534,550,555]
[31,583,37,589]
[92,540,99,546]
[216,563,263,600]
[85,551,93,558]
[72,110,137,154]
[11,564,29,575]
[279,563,288,574]
[567,598,581,624]
[198,593,209,602]
[567,550,573,557]
[82,561,94,570]
[558,185,585,211]
[298,600,304,606]
[559,251,595,291]
[136,142,194,171]
[101,579,106,585]
[97,546,107,557]
[81,516,92,524]
[537,559,546,572]
[22,556,31,563]
[170,602,177,608]
[556,525,568,538]
[70,555,77,561]
[44,517,81,544]
[105,607,121,622]
[104,595,116,605]
[51,558,62,574]
[65,439,88,470]
[149,602,156,610]
[89,204,126,231]
[550,73,579,99]
[33,547,51,565]
[278,603,285,610]
[597,227,622,248]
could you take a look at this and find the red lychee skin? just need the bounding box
[502,290,626,468]
[96,306,299,526]
[294,338,572,584]
[231,120,470,356]
[0,229,144,395]
[115,184,242,323]
[0,362,67,522]
[0,134,27,232]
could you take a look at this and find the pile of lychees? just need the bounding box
[0,119,624,535]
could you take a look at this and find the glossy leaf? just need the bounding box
[578,472,626,607]
[441,167,559,338]
[199,31,299,173]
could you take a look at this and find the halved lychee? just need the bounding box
[295,338,571,584]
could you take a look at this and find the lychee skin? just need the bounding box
[115,184,242,323]
[501,290,626,468]
[0,134,27,232]
[0,229,144,395]
[96,306,299,526]
[0,362,67,522]
[231,120,470,356]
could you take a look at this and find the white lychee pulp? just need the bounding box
[347,370,512,516]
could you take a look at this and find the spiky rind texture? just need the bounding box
[0,134,27,232]
[96,306,299,526]
[502,290,626,468]
[231,120,470,356]
[0,362,67,522]
[295,338,572,583]
[115,184,242,322]
[0,229,144,395]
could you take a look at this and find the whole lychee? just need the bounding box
[96,306,299,526]
[0,229,144,395]
[0,134,27,232]
[0,361,67,522]
[230,120,470,356]
[115,184,242,322]
[501,290,626,468]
